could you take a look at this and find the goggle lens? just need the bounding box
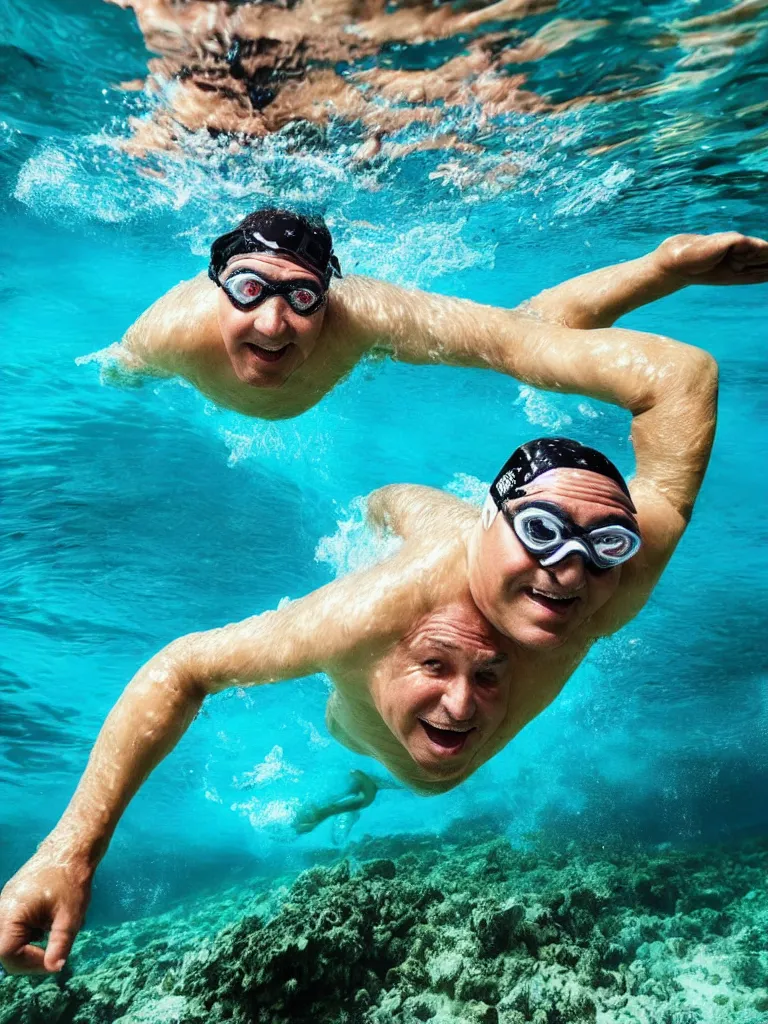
[222,271,324,316]
[227,274,265,304]
[289,286,322,313]
[510,504,641,569]
[513,507,566,551]
[589,526,641,565]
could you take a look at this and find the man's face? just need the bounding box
[216,253,327,388]
[469,469,637,649]
[371,603,512,780]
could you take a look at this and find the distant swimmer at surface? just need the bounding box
[4,262,757,973]
[88,207,768,420]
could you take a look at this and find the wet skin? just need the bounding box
[369,602,512,779]
[467,469,637,650]
[216,252,327,388]
[3,227,740,975]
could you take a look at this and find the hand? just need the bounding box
[0,848,93,975]
[655,232,768,285]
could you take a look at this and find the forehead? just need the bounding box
[510,468,636,519]
[222,252,322,284]
[402,603,508,662]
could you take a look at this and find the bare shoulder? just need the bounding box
[122,272,219,375]
[367,483,478,539]
[325,274,391,353]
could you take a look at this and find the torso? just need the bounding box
[322,499,595,788]
[142,275,370,420]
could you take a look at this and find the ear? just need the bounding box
[481,494,498,531]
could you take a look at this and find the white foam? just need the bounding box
[444,472,488,506]
[553,161,635,218]
[515,384,573,431]
[344,217,496,287]
[315,497,402,578]
[233,745,302,788]
[15,138,168,224]
[230,796,301,831]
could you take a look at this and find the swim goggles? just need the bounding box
[505,501,641,570]
[220,269,327,317]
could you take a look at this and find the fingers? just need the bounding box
[0,917,48,976]
[44,910,80,973]
[0,906,81,976]
[728,235,768,272]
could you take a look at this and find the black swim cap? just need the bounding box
[208,208,342,288]
[490,437,632,508]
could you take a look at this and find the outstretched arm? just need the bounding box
[521,232,768,328]
[349,258,725,608]
[0,553,428,976]
[357,266,720,524]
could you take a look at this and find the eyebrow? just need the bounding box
[421,639,508,664]
[426,639,460,652]
[480,653,509,667]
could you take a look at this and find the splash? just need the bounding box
[515,384,573,431]
[314,497,402,578]
[444,472,488,505]
[233,746,302,789]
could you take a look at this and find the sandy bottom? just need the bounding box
[3,827,768,1023]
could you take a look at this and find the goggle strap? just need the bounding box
[481,494,498,530]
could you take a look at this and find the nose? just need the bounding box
[439,675,476,723]
[253,296,289,336]
[547,552,587,590]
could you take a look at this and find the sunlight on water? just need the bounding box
[2,0,768,1019]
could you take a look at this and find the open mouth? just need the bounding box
[419,720,475,755]
[525,587,579,616]
[243,341,291,364]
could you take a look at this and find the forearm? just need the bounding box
[513,322,710,414]
[523,250,684,329]
[41,642,203,867]
[395,283,718,512]
[396,284,710,419]
[354,275,702,412]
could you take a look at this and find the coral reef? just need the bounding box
[3,830,768,1023]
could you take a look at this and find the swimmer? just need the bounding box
[96,207,768,418]
[0,286,736,973]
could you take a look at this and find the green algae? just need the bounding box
[3,832,768,1024]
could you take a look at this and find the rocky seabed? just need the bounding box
[3,832,768,1024]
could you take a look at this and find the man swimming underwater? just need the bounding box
[1,253,736,974]
[98,206,768,417]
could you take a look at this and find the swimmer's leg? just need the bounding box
[292,770,386,835]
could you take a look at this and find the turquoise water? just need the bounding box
[1,0,768,1017]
